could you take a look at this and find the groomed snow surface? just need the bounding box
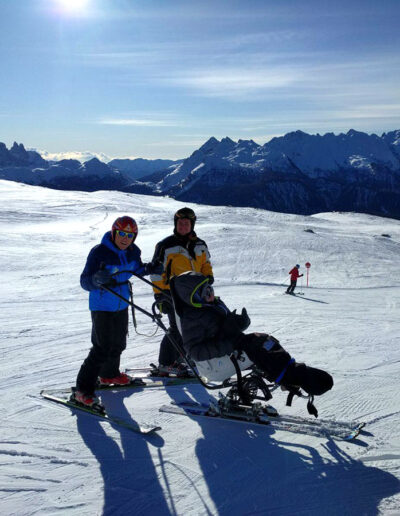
[0,180,399,516]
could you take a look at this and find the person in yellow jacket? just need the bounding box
[150,207,214,374]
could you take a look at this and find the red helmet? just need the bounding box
[111,216,138,242]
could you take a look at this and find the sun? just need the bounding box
[55,0,90,13]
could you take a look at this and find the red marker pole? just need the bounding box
[305,262,311,287]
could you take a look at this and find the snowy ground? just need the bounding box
[0,179,399,516]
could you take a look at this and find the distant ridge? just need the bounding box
[1,129,400,219]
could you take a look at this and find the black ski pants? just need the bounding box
[287,280,297,293]
[76,309,128,395]
[158,300,183,365]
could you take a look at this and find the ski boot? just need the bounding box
[98,372,145,387]
[71,389,105,413]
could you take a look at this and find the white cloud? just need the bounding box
[329,104,400,120]
[166,68,301,98]
[36,150,113,163]
[98,118,180,127]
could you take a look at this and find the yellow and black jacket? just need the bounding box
[150,233,213,294]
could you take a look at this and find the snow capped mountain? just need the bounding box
[156,130,400,218]
[109,157,181,181]
[382,130,400,160]
[0,142,180,193]
[0,144,127,191]
[0,141,46,167]
[162,129,400,189]
[1,131,400,218]
[263,129,400,176]
[158,137,263,192]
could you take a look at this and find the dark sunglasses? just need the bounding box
[116,230,135,238]
[201,284,214,299]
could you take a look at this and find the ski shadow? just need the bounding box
[289,294,328,304]
[163,385,400,515]
[75,388,172,516]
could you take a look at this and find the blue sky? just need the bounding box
[1,0,399,160]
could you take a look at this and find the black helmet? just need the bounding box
[174,207,196,231]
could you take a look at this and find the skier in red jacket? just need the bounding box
[286,264,303,294]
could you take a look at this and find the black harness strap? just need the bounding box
[307,395,318,418]
[286,389,318,418]
[286,388,301,407]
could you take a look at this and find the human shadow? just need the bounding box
[164,385,400,515]
[76,388,172,516]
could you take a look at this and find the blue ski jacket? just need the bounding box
[80,231,147,311]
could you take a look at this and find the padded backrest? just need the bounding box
[169,275,254,383]
[195,352,253,383]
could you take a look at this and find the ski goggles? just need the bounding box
[116,230,136,238]
[175,209,196,220]
[176,213,196,220]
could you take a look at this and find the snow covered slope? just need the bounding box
[0,180,399,515]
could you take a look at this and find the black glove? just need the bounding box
[154,293,172,314]
[144,260,163,275]
[92,269,115,288]
[221,307,250,337]
[207,275,214,285]
[236,307,251,331]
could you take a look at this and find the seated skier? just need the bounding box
[171,272,333,398]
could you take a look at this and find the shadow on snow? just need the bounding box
[164,384,400,516]
[75,388,172,516]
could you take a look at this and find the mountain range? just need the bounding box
[1,129,400,218]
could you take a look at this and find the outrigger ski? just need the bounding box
[40,389,161,435]
[160,400,365,441]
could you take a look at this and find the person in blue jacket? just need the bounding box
[73,216,158,408]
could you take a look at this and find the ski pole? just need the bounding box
[130,271,172,300]
[107,267,172,301]
[101,283,225,390]
[100,284,161,322]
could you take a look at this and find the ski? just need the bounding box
[160,401,365,441]
[42,376,195,399]
[175,400,366,433]
[125,363,197,380]
[40,390,161,435]
[123,372,198,386]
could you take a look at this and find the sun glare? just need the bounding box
[55,0,90,13]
